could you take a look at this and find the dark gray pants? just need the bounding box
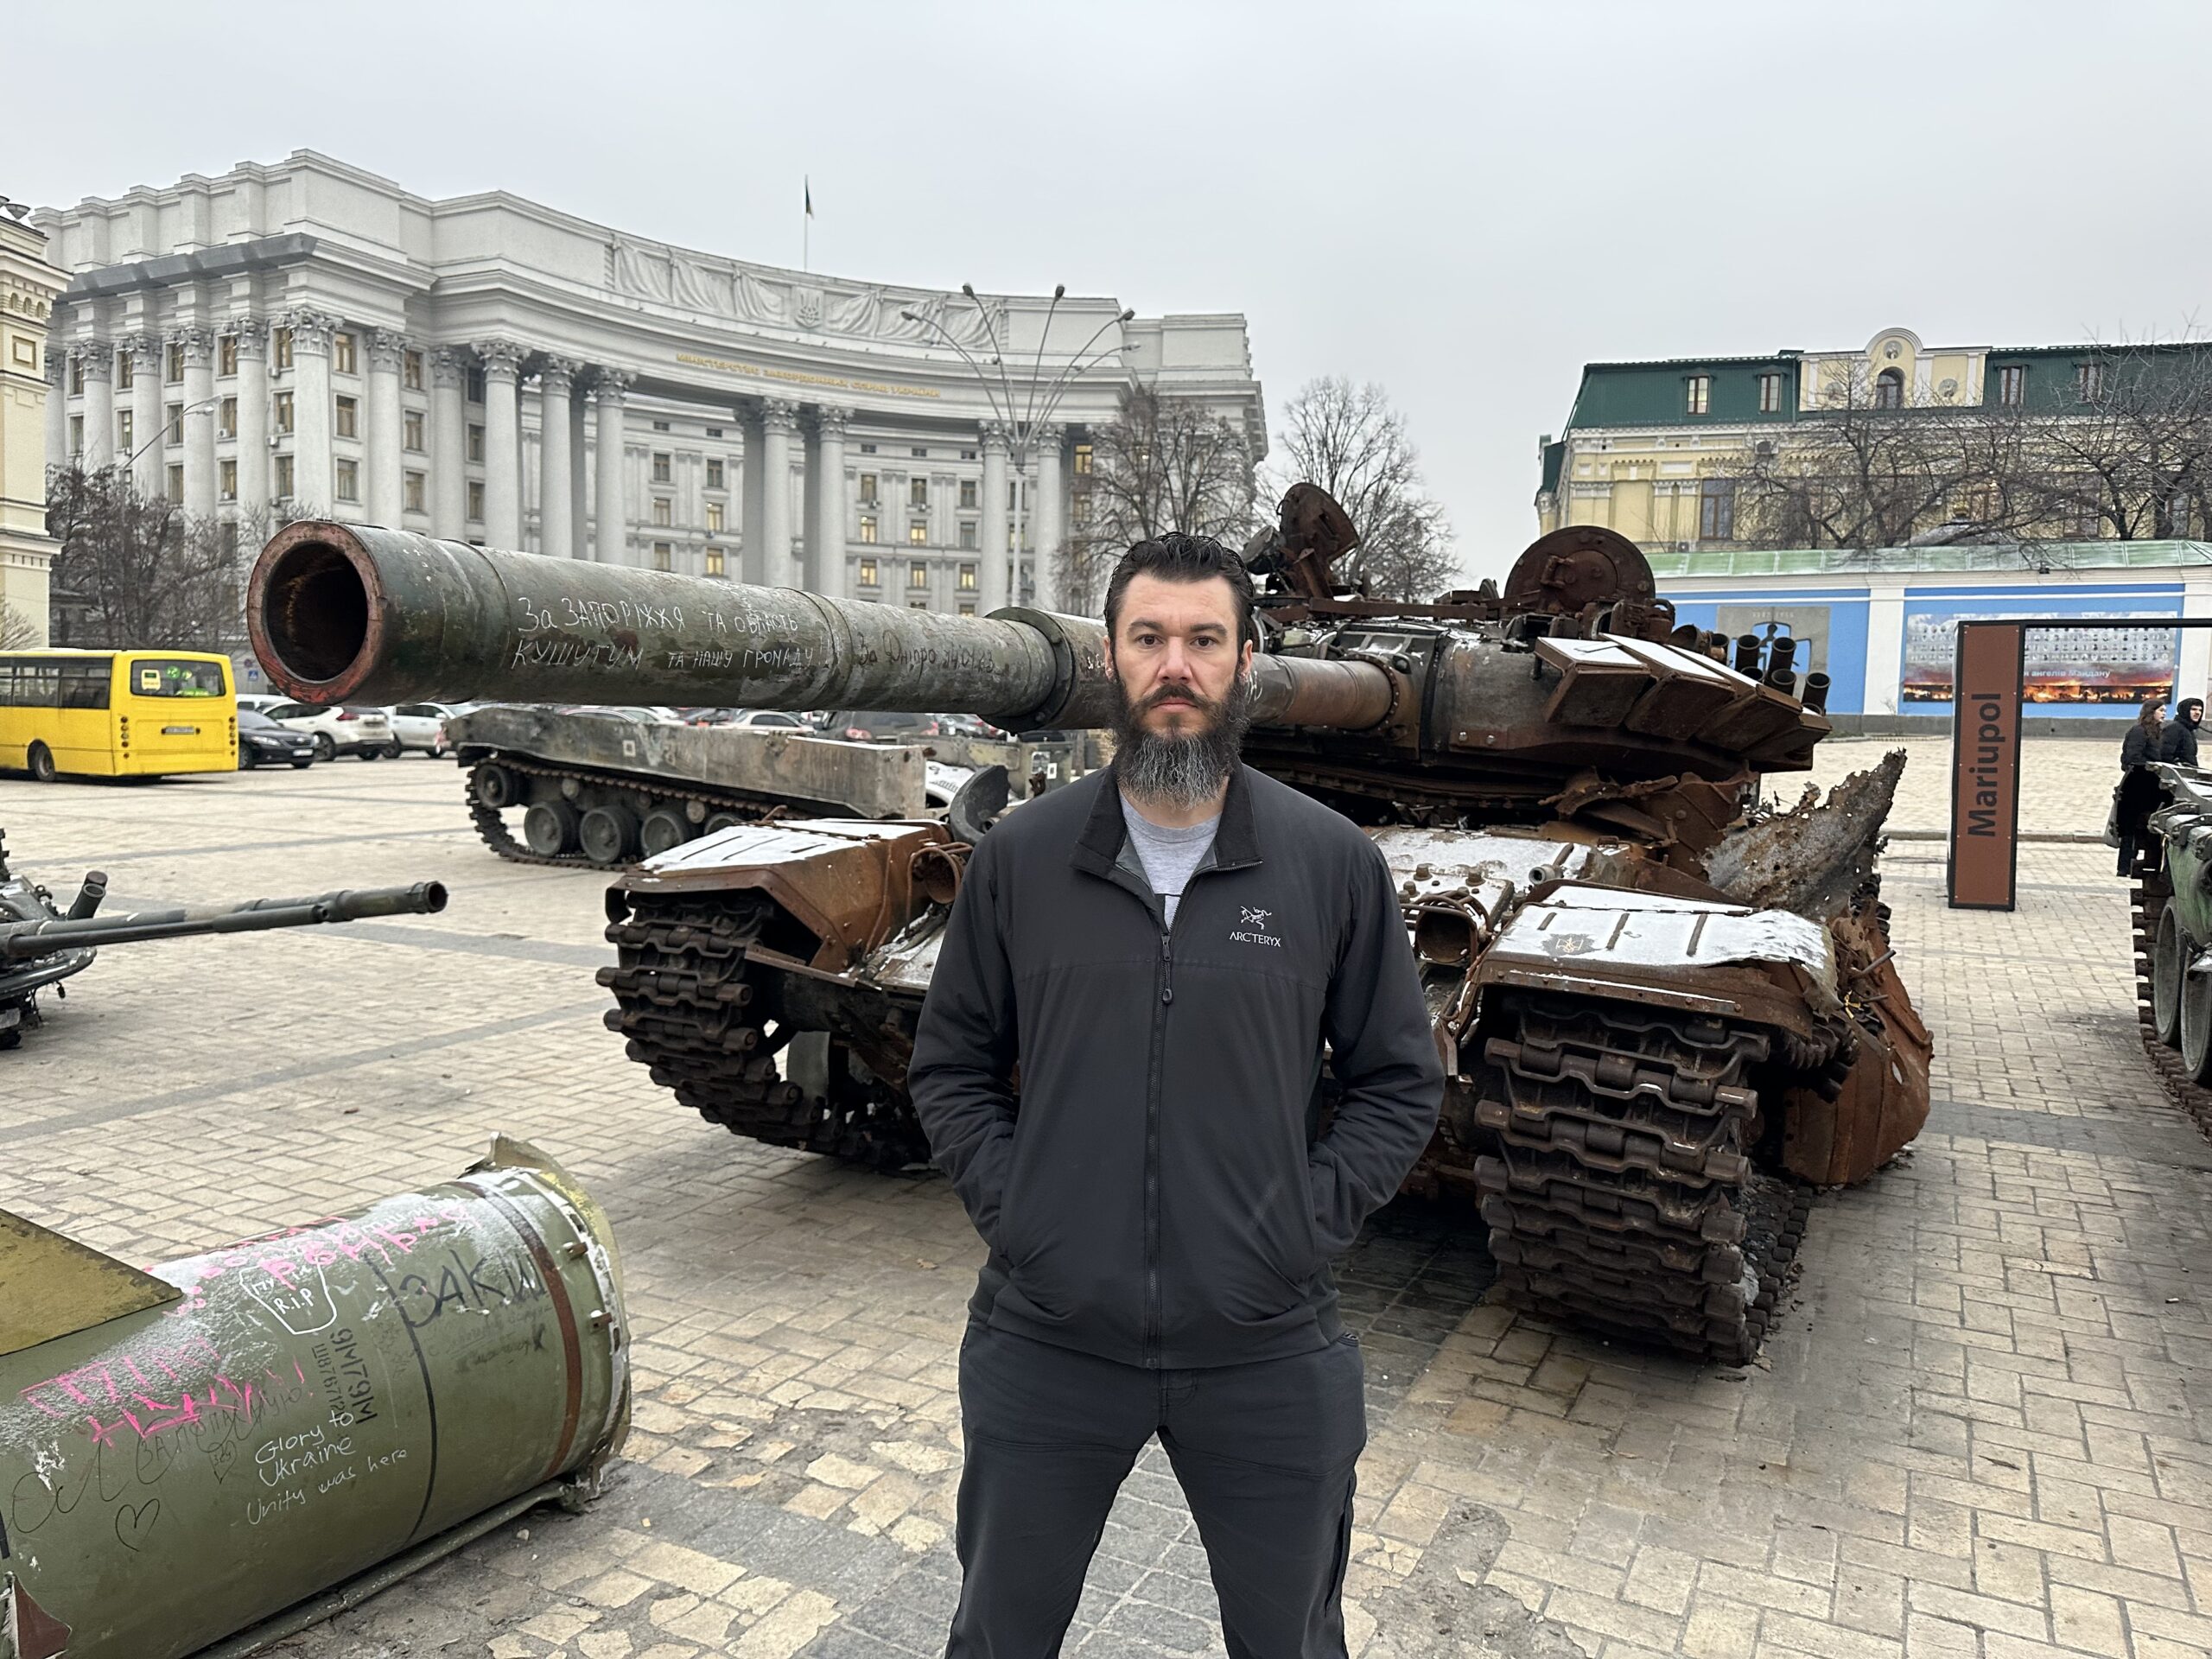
[948,1321,1367,1659]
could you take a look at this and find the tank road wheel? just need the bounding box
[2182,958,2212,1084]
[474,762,523,809]
[600,889,933,1169]
[2155,906,2188,1049]
[639,806,696,858]
[702,810,748,836]
[1471,991,1795,1366]
[26,742,56,783]
[580,803,640,867]
[523,799,582,857]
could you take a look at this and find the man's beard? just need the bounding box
[1114,673,1253,810]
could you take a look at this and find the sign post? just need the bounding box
[1948,622,2026,910]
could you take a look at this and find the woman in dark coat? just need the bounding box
[2117,698,2168,875]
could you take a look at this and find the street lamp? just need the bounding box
[117,397,221,487]
[901,283,1134,608]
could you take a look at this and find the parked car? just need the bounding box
[690,708,811,730]
[264,701,395,761]
[385,702,472,756]
[830,710,943,742]
[236,693,291,716]
[236,708,316,770]
[935,713,1008,740]
[555,705,683,724]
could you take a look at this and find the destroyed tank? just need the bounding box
[2129,761,2212,1128]
[247,502,1930,1363]
[0,824,446,1046]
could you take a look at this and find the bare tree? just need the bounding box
[1059,385,1257,613]
[44,464,245,650]
[0,605,41,649]
[1270,378,1457,601]
[1991,340,2212,540]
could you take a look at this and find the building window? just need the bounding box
[335,458,359,501]
[2077,361,2106,402]
[911,446,929,459]
[334,332,356,375]
[858,559,879,587]
[1698,479,1737,541]
[117,410,133,451]
[1998,365,2025,406]
[166,403,184,445]
[117,350,134,390]
[652,542,672,572]
[1073,493,1094,525]
[909,520,927,544]
[958,563,976,591]
[1685,375,1710,416]
[705,501,724,533]
[403,348,424,391]
[219,396,238,437]
[958,602,976,616]
[219,335,238,376]
[69,357,83,395]
[467,423,485,461]
[1757,373,1784,414]
[467,480,485,521]
[275,454,296,499]
[909,476,929,507]
[166,465,184,502]
[273,327,294,371]
[165,341,184,384]
[652,420,671,432]
[958,520,977,549]
[335,395,359,438]
[1874,368,1904,410]
[960,448,976,461]
[276,391,296,434]
[858,442,877,454]
[959,479,978,509]
[859,473,878,504]
[465,365,485,403]
[706,425,723,439]
[404,471,426,513]
[404,410,424,452]
[706,458,725,489]
[652,452,671,483]
[908,598,929,610]
[1073,442,1093,475]
[1007,480,1019,510]
[652,497,672,527]
[909,560,929,589]
[220,458,237,500]
[859,514,877,543]
[705,546,725,576]
[68,415,82,455]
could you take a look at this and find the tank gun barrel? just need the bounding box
[0,880,448,961]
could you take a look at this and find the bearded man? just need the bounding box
[909,531,1443,1658]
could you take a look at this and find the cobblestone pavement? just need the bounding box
[5,745,2210,1659]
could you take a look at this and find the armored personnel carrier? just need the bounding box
[247,505,1929,1363]
[0,824,445,1046]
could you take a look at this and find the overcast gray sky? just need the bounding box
[16,1,2212,579]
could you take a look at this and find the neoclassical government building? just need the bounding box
[35,151,1266,614]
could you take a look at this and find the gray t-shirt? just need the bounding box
[1120,796,1221,926]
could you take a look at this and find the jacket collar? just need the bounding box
[1072,760,1262,878]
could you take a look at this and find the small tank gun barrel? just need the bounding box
[0,880,448,962]
[249,521,1117,731]
[1249,656,1396,730]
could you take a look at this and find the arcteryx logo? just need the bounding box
[1230,907,1281,947]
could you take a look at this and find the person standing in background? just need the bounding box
[2116,698,2167,876]
[2158,696,2202,767]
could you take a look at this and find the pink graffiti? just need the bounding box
[190,1205,469,1294]
[21,1343,313,1450]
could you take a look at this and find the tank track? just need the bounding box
[1471,992,1809,1366]
[2126,845,2212,1137]
[462,754,777,870]
[600,887,931,1168]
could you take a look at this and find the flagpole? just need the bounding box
[803,175,810,272]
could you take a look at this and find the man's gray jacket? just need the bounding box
[908,762,1445,1370]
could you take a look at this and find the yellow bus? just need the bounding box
[0,650,238,780]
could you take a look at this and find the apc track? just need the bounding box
[465,756,777,870]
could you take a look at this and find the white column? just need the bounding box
[537,358,578,557]
[232,320,269,520]
[2181,578,2212,707]
[130,333,165,499]
[980,421,1009,613]
[476,339,524,546]
[569,385,588,555]
[1033,422,1065,613]
[811,406,849,596]
[44,339,67,474]
[739,410,765,582]
[1863,581,1907,716]
[365,331,405,525]
[78,341,114,469]
[291,314,336,512]
[430,346,466,539]
[181,327,216,520]
[760,399,798,586]
[592,371,632,564]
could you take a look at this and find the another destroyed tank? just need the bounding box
[0,824,446,1046]
[2129,761,2212,1133]
[248,505,1930,1363]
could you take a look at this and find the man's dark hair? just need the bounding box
[1103,533,1258,652]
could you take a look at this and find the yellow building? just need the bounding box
[1534,326,2155,550]
[0,198,60,643]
